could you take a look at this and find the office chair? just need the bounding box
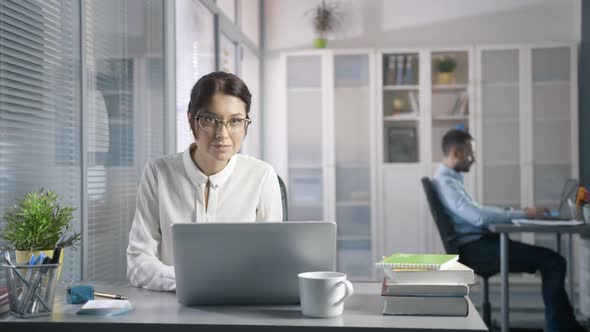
[277,175,288,221]
[421,177,496,327]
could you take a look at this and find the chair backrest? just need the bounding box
[420,177,459,254]
[277,175,288,221]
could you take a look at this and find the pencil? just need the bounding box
[94,292,127,300]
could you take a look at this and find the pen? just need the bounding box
[36,252,46,265]
[94,292,127,300]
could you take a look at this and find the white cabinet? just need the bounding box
[477,48,522,208]
[475,44,578,249]
[280,50,377,280]
[284,52,333,222]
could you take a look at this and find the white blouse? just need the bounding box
[126,145,283,291]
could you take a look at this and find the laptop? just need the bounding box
[544,179,579,220]
[171,221,336,306]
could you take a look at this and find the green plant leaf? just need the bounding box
[435,56,457,73]
[1,189,80,251]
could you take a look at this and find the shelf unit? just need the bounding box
[432,84,469,91]
[376,47,476,257]
[383,85,420,90]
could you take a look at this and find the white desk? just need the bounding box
[0,281,487,332]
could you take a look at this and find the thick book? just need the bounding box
[382,261,475,285]
[376,253,458,270]
[381,278,469,297]
[77,300,134,316]
[382,295,468,316]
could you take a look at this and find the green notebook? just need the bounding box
[376,253,459,270]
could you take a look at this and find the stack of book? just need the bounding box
[376,253,474,316]
[0,286,9,315]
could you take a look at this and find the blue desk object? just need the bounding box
[0,281,487,332]
[67,285,94,304]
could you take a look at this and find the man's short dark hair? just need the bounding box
[442,129,472,156]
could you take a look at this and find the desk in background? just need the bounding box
[488,223,590,332]
[0,281,487,332]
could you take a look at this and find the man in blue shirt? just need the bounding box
[433,129,584,332]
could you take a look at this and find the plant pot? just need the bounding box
[437,72,455,85]
[313,38,328,49]
[15,249,65,280]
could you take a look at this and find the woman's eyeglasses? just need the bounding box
[195,116,251,134]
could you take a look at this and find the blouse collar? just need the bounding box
[182,144,237,189]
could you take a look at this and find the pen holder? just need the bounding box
[2,263,60,318]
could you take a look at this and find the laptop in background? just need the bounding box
[544,179,579,220]
[172,221,336,306]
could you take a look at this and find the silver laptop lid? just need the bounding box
[172,221,336,305]
[558,179,579,218]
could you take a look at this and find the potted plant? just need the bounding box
[1,189,79,276]
[434,56,457,84]
[307,0,343,48]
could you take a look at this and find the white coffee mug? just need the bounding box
[298,271,354,318]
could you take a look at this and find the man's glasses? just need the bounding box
[195,115,251,134]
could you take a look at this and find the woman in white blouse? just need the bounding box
[126,72,283,291]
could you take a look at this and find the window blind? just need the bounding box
[0,0,82,282]
[82,0,165,280]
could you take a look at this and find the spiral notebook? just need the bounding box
[376,253,459,270]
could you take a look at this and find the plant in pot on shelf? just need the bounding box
[306,0,343,49]
[434,56,457,85]
[1,189,79,277]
